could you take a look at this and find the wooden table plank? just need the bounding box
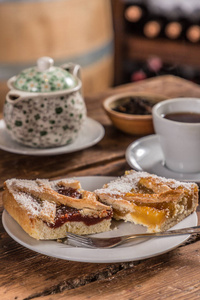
[35,240,200,300]
[0,126,132,188]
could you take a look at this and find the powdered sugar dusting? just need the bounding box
[14,191,41,217]
[7,178,41,194]
[4,173,197,218]
[5,178,78,219]
[95,170,197,196]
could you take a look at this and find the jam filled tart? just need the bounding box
[95,170,198,233]
[3,178,112,240]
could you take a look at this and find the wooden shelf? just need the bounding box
[112,0,200,85]
[125,34,200,68]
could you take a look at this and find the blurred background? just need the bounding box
[113,0,200,86]
[0,0,200,109]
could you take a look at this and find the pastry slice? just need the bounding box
[3,178,113,240]
[95,170,198,232]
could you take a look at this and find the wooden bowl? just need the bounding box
[103,92,167,135]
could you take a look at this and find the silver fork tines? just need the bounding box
[67,233,122,248]
[65,226,200,248]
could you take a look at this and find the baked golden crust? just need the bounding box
[3,178,112,239]
[8,178,109,211]
[95,170,198,232]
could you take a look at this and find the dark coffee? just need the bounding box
[163,112,200,123]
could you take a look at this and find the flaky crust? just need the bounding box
[7,178,111,211]
[95,170,198,232]
[3,188,111,239]
[3,178,112,239]
[3,188,40,238]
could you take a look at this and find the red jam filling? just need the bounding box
[57,187,82,199]
[46,187,111,228]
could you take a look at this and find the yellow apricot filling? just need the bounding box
[114,203,167,227]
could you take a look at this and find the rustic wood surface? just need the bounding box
[1,75,200,300]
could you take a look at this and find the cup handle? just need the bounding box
[7,77,16,90]
[61,62,83,96]
[61,62,81,80]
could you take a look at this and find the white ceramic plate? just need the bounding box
[126,134,200,183]
[0,118,104,156]
[2,176,198,263]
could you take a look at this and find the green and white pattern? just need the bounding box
[4,91,86,148]
[14,67,77,93]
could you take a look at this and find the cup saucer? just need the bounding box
[0,118,104,156]
[125,134,200,183]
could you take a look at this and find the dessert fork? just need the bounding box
[65,226,200,248]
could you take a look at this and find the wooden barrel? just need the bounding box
[0,0,114,110]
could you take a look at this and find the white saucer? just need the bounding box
[126,134,200,183]
[0,118,104,156]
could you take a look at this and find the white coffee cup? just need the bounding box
[152,98,200,173]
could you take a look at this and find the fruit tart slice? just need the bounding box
[3,178,113,240]
[95,170,198,232]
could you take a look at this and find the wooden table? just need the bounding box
[1,75,200,300]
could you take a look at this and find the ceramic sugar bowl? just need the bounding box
[4,57,87,148]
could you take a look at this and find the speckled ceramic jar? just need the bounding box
[4,57,87,148]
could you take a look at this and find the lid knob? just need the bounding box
[37,56,54,72]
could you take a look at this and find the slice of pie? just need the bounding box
[3,178,113,240]
[95,170,198,232]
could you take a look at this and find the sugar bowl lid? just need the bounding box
[13,57,77,93]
